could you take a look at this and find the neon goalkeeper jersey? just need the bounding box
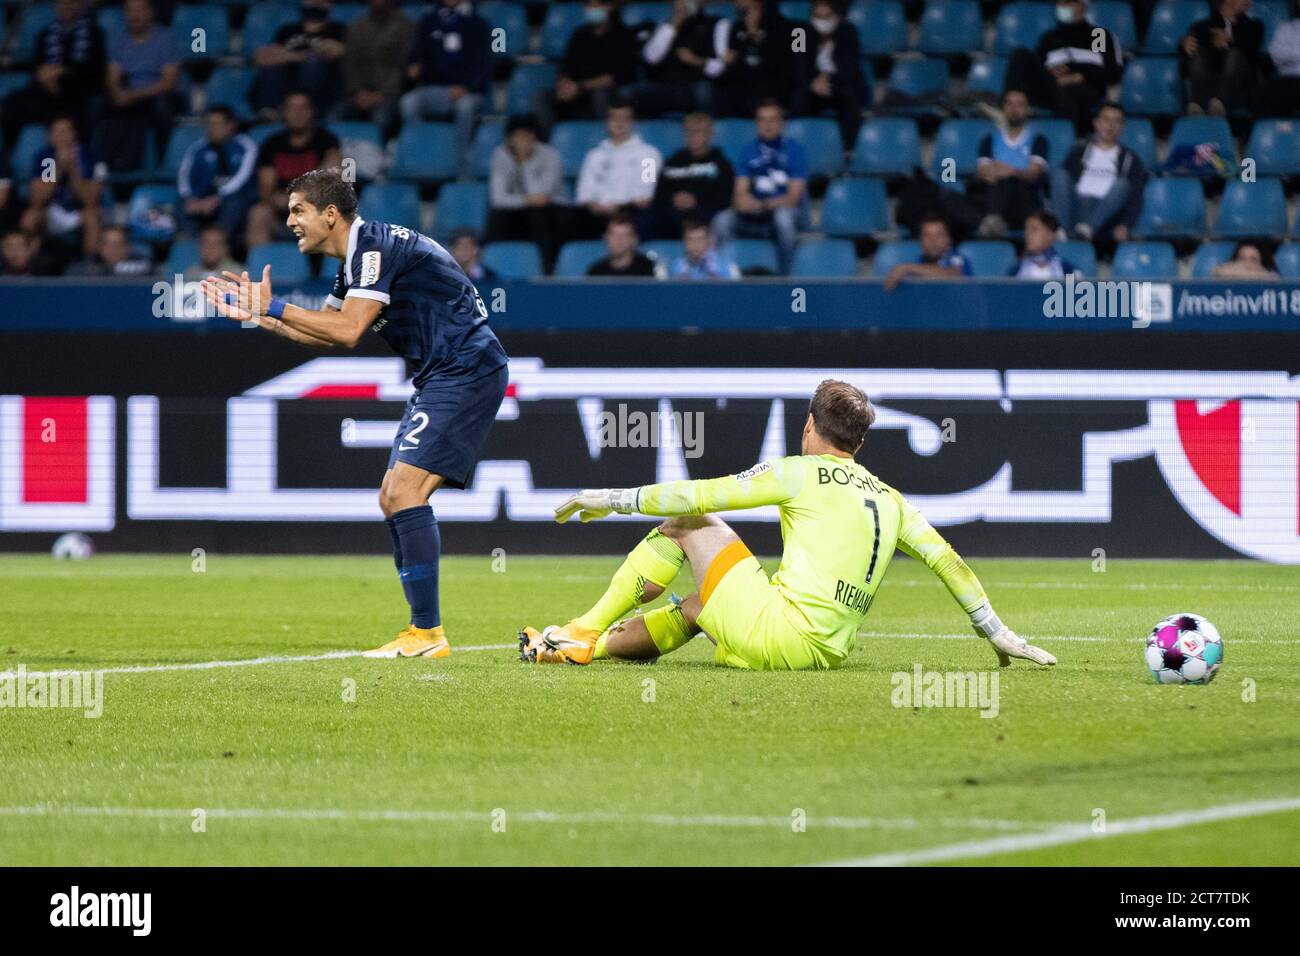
[634,454,989,662]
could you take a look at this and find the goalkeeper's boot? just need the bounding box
[517,622,599,665]
[363,625,451,659]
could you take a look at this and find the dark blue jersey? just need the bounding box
[327,218,507,388]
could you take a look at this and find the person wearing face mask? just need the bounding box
[536,1,641,133]
[630,0,731,117]
[806,0,868,152]
[1003,0,1123,133]
[719,0,813,118]
[1179,0,1265,116]
[252,0,347,119]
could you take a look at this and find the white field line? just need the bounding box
[816,796,1300,867]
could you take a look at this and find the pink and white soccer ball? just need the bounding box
[1145,613,1223,685]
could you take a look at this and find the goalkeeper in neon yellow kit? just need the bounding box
[518,380,1056,670]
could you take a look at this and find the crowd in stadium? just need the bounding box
[0,0,1298,283]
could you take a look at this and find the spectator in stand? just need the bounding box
[883,214,972,292]
[401,0,492,175]
[1,0,106,147]
[537,0,642,131]
[66,224,153,276]
[335,0,413,135]
[1009,210,1079,278]
[21,115,106,261]
[631,0,730,117]
[448,228,499,284]
[1004,0,1122,133]
[0,152,16,236]
[645,112,734,240]
[807,0,868,152]
[96,0,181,173]
[719,0,812,118]
[1212,241,1278,278]
[177,106,259,240]
[671,217,740,278]
[588,213,661,276]
[1180,0,1265,116]
[252,1,347,119]
[1,231,58,276]
[1051,102,1145,244]
[1269,15,1300,115]
[183,226,244,282]
[574,98,662,239]
[976,89,1049,237]
[246,93,342,248]
[712,99,808,275]
[487,116,567,272]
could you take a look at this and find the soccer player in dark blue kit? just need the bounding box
[201,168,509,660]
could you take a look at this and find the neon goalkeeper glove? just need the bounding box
[969,602,1057,667]
[554,488,638,523]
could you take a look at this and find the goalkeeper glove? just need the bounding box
[554,488,639,523]
[969,602,1057,667]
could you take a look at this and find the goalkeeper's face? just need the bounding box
[286,192,333,254]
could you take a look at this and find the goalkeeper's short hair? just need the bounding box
[809,380,876,452]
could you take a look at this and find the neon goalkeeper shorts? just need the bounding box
[696,540,841,671]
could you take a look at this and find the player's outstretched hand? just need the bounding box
[200,265,273,325]
[986,627,1057,667]
[555,489,615,523]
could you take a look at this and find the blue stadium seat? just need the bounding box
[1119,117,1157,170]
[244,124,280,150]
[1215,178,1288,238]
[779,1,811,20]
[1136,178,1207,237]
[851,118,922,176]
[848,0,907,56]
[871,240,923,278]
[1168,116,1236,171]
[11,124,49,182]
[159,126,206,179]
[13,4,56,62]
[173,5,232,59]
[643,240,683,266]
[958,240,1017,277]
[97,5,125,42]
[623,3,673,26]
[917,0,983,55]
[469,119,505,179]
[205,67,256,121]
[331,4,367,24]
[505,62,557,116]
[1253,0,1290,44]
[993,2,1057,55]
[791,239,858,278]
[248,242,311,283]
[1112,241,1177,279]
[541,3,589,60]
[821,178,889,237]
[1144,1,1203,55]
[638,119,685,160]
[361,182,421,229]
[727,239,780,274]
[1026,118,1076,167]
[554,240,608,278]
[166,239,199,277]
[329,121,383,148]
[1089,1,1138,53]
[785,119,844,176]
[390,122,458,180]
[126,185,179,243]
[243,4,299,52]
[887,58,951,101]
[550,120,606,178]
[0,71,27,102]
[479,2,530,58]
[435,181,489,239]
[965,57,1007,97]
[1191,240,1236,277]
[1245,120,1300,177]
[483,241,543,278]
[1276,244,1300,278]
[713,118,756,166]
[931,118,994,179]
[1119,58,1181,117]
[1056,240,1098,277]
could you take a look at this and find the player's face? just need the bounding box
[286,192,331,252]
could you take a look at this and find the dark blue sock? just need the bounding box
[386,517,403,574]
[391,505,440,629]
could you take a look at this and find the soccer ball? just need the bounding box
[51,532,94,561]
[1144,613,1223,684]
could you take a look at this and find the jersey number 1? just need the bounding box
[863,498,880,584]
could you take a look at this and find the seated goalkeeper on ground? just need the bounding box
[520,380,1056,670]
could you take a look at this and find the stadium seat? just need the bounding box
[165,239,199,277]
[12,4,56,62]
[554,240,609,278]
[791,239,858,278]
[541,3,589,59]
[965,57,1007,98]
[0,71,27,102]
[97,5,125,42]
[173,5,232,59]
[1026,118,1076,167]
[871,240,923,278]
[1191,240,1236,277]
[1135,178,1207,237]
[156,125,205,179]
[917,0,983,55]
[623,3,673,26]
[1056,240,1098,277]
[435,181,488,239]
[638,119,685,160]
[1119,117,1157,170]
[360,182,421,229]
[244,124,280,150]
[1253,0,1289,44]
[886,58,951,101]
[10,124,49,182]
[779,1,811,19]
[205,67,256,120]
[1088,1,1138,53]
[726,239,780,274]
[550,121,606,178]
[331,4,366,24]
[1119,58,1181,117]
[785,119,844,177]
[931,118,994,179]
[993,2,1057,56]
[712,118,756,165]
[1112,241,1177,279]
[242,4,299,53]
[1214,178,1289,238]
[1143,1,1203,55]
[479,2,530,58]
[390,122,459,181]
[1245,120,1300,177]
[469,119,505,180]
[327,121,383,150]
[851,118,921,176]
[643,240,683,266]
[821,178,889,237]
[504,62,557,116]
[248,242,311,284]
[848,0,907,56]
[482,241,542,278]
[125,185,179,243]
[958,240,1017,277]
[1168,116,1236,171]
[1276,244,1300,278]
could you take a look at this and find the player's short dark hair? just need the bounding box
[1025,208,1058,231]
[809,380,875,453]
[286,167,358,220]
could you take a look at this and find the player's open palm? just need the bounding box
[201,265,273,325]
[987,627,1057,667]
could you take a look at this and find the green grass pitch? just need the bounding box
[1,552,1297,866]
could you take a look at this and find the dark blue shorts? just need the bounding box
[387,362,508,489]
